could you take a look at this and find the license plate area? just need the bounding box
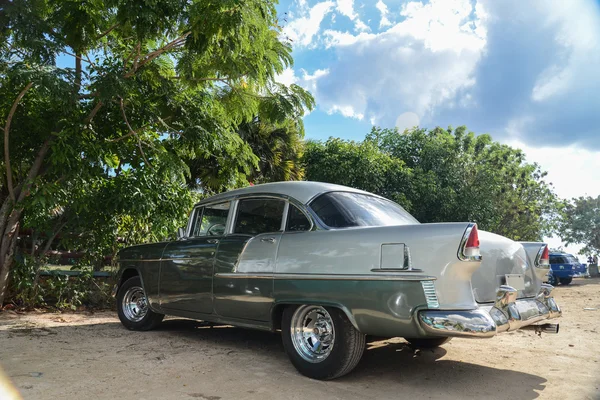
[505,274,525,291]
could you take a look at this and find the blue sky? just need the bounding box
[275,0,600,256]
[275,0,600,198]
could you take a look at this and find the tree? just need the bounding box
[239,117,306,184]
[0,0,313,304]
[304,126,559,241]
[559,196,600,255]
[303,138,412,207]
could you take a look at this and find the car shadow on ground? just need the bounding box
[563,277,600,287]
[1,317,547,399]
[154,319,546,399]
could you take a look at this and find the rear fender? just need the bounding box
[271,300,360,331]
[519,242,551,282]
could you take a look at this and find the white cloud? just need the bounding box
[313,0,486,124]
[505,140,600,200]
[376,0,392,28]
[275,67,330,95]
[283,1,335,47]
[336,0,357,20]
[354,19,370,32]
[335,0,370,32]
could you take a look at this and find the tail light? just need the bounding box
[537,245,550,267]
[459,224,482,261]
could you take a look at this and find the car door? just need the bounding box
[213,197,286,321]
[159,202,230,314]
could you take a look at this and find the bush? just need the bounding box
[8,255,114,310]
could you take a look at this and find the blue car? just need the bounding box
[548,252,585,285]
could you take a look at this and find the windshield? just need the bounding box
[309,191,419,228]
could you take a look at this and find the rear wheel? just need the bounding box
[559,277,573,285]
[548,273,559,286]
[117,276,164,331]
[281,305,366,380]
[406,337,451,349]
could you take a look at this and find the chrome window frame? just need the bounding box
[307,191,419,230]
[185,201,232,238]
[231,195,288,236]
[192,192,317,236]
[283,202,314,233]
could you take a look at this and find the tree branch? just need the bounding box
[118,98,152,168]
[83,101,103,125]
[124,32,190,78]
[4,82,34,202]
[97,23,119,40]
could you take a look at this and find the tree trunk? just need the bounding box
[0,140,51,305]
[0,206,21,306]
[31,218,67,301]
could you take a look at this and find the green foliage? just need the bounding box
[0,0,313,305]
[304,137,412,207]
[240,117,307,184]
[559,196,600,255]
[305,126,560,241]
[9,255,113,309]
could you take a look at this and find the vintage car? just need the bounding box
[114,181,561,380]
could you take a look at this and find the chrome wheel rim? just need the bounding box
[122,286,148,322]
[290,305,335,363]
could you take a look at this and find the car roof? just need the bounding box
[196,181,374,206]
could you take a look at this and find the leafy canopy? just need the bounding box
[305,126,560,241]
[559,196,600,255]
[0,0,313,276]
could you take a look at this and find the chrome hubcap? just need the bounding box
[122,286,148,322]
[290,305,335,363]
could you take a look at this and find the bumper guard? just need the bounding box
[418,284,561,338]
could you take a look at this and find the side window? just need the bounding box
[234,198,285,235]
[192,202,230,237]
[549,256,560,264]
[286,204,311,232]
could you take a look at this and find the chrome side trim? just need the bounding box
[370,268,424,273]
[281,201,290,231]
[119,257,216,263]
[118,259,162,262]
[215,272,436,281]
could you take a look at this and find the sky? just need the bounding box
[275,0,600,259]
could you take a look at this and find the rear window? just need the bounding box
[309,192,418,229]
[550,255,567,264]
[566,255,579,264]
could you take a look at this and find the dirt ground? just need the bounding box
[1,278,599,400]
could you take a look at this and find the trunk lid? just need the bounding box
[471,230,540,303]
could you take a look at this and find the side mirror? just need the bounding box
[177,227,186,240]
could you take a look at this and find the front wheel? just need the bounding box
[559,277,573,285]
[117,276,164,331]
[281,305,366,380]
[406,337,451,348]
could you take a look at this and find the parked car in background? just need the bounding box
[548,252,584,285]
[113,181,561,380]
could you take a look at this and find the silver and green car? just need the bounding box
[114,181,561,380]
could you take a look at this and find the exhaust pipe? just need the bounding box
[522,323,559,334]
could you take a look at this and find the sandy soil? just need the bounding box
[1,278,599,400]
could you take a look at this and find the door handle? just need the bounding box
[260,237,276,243]
[207,239,219,244]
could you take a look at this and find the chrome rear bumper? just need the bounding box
[418,284,561,338]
